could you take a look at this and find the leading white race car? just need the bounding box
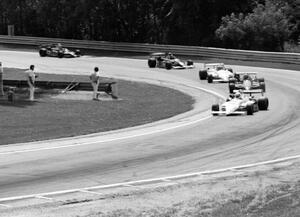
[211,90,269,116]
[199,63,233,83]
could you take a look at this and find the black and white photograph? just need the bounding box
[0,0,299,216]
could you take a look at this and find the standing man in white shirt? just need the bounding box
[90,67,101,100]
[25,65,38,101]
[0,62,4,96]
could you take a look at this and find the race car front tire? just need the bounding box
[258,97,269,110]
[165,62,172,70]
[258,77,265,82]
[187,60,193,66]
[207,75,213,83]
[199,70,207,80]
[39,49,47,57]
[211,104,219,116]
[148,58,156,68]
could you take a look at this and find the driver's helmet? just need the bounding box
[216,66,223,71]
[227,94,234,101]
[234,92,242,99]
[168,52,175,59]
[243,74,250,80]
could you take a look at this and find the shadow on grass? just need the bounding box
[0,97,41,108]
[0,88,56,108]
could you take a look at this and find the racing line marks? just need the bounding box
[1,154,300,208]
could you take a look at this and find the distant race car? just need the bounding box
[148,52,194,70]
[211,90,269,116]
[39,43,81,58]
[199,63,233,83]
[229,72,266,93]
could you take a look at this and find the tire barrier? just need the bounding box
[0,35,299,65]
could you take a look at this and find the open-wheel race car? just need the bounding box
[39,43,81,58]
[229,72,266,93]
[211,89,269,116]
[199,63,233,83]
[147,52,194,70]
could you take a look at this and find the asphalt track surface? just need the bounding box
[0,50,299,200]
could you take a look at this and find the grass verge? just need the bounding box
[0,68,194,145]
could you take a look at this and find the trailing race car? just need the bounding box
[199,63,233,83]
[229,72,266,93]
[148,52,194,70]
[211,90,269,116]
[39,43,81,58]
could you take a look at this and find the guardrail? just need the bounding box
[0,35,299,65]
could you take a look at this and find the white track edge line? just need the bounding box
[0,154,299,203]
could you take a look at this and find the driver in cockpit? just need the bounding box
[167,52,175,59]
[243,74,252,90]
[234,91,243,100]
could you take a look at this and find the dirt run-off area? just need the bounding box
[1,158,300,217]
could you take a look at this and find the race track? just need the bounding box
[0,50,299,201]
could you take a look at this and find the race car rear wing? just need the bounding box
[211,111,246,116]
[173,65,195,69]
[204,63,224,68]
[234,89,264,96]
[235,72,258,75]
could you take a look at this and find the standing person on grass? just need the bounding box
[90,66,101,100]
[25,65,38,101]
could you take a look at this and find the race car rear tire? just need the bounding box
[227,67,233,73]
[187,60,193,66]
[207,75,213,83]
[39,49,46,57]
[148,58,156,68]
[228,78,236,83]
[211,104,219,116]
[165,62,172,70]
[258,97,269,110]
[58,52,64,58]
[199,70,207,80]
[75,49,81,56]
[260,82,266,92]
[229,83,235,93]
[246,104,254,115]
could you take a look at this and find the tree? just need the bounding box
[163,0,254,46]
[216,0,293,51]
[0,0,297,50]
